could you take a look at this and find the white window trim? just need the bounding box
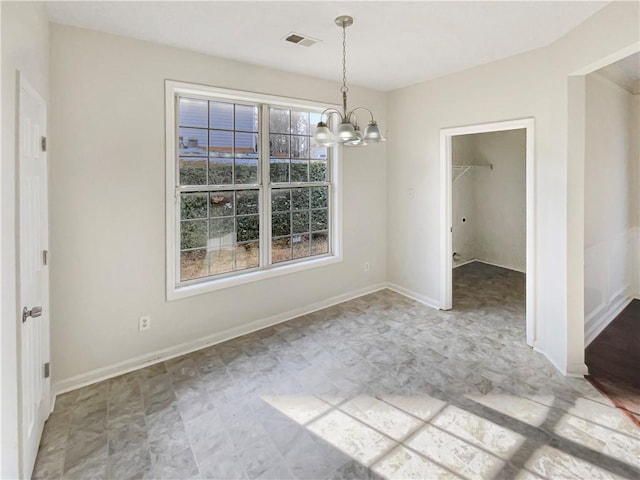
[165,80,343,301]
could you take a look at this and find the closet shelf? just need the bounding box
[452,164,492,183]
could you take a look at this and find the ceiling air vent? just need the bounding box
[283,32,319,47]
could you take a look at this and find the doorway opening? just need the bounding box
[580,51,640,425]
[440,119,535,347]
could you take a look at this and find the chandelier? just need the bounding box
[312,15,385,147]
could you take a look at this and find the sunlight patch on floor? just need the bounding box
[339,395,423,441]
[525,444,626,480]
[404,423,506,478]
[261,392,539,479]
[466,393,551,427]
[372,445,457,479]
[566,396,640,439]
[431,405,526,459]
[308,409,396,466]
[554,413,640,469]
[260,394,332,425]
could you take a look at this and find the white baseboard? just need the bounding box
[453,258,477,269]
[533,346,588,377]
[452,258,525,273]
[54,275,616,396]
[566,362,590,377]
[386,282,441,310]
[53,282,387,396]
[473,259,526,274]
[584,290,633,347]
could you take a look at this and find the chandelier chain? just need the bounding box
[341,21,348,94]
[310,15,384,146]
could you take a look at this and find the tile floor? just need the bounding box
[34,262,640,479]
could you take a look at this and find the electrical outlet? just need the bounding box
[364,261,370,272]
[139,315,151,332]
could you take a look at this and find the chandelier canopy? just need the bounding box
[312,15,386,148]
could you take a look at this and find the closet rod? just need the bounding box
[452,164,492,183]
[453,164,493,169]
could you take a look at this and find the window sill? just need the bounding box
[167,254,342,301]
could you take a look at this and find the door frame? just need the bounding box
[567,42,640,372]
[16,70,50,478]
[440,118,536,346]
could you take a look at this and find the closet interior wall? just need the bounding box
[452,129,526,272]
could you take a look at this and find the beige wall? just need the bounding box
[386,1,639,374]
[1,2,49,477]
[49,24,387,389]
[584,72,640,344]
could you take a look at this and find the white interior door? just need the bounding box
[18,72,50,478]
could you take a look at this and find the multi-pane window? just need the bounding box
[269,108,330,264]
[172,90,334,287]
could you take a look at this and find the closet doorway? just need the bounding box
[440,119,535,346]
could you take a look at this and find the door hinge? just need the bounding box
[43,250,49,265]
[43,362,50,379]
[41,136,47,152]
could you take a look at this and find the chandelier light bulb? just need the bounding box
[337,122,358,143]
[312,122,336,146]
[346,126,367,146]
[363,120,386,143]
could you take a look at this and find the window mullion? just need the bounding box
[260,104,272,268]
[177,184,259,193]
[270,181,330,189]
[173,95,182,287]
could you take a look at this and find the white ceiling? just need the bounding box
[46,1,609,92]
